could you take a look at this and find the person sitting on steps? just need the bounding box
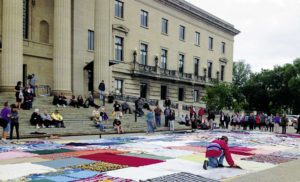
[40,110,52,128]
[57,93,67,107]
[113,118,123,134]
[30,109,43,128]
[84,94,99,108]
[69,95,79,108]
[51,110,65,128]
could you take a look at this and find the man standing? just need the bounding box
[29,74,36,96]
[164,96,171,108]
[98,80,105,101]
[154,105,162,127]
[208,111,215,130]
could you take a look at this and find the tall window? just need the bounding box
[161,18,168,34]
[115,79,123,94]
[88,30,94,50]
[208,37,213,50]
[115,36,123,61]
[208,62,213,78]
[161,49,167,69]
[179,25,185,40]
[221,65,225,81]
[140,10,148,27]
[178,88,184,101]
[140,83,148,98]
[161,86,167,100]
[193,90,199,102]
[115,0,124,18]
[179,54,184,74]
[23,0,29,39]
[194,58,199,76]
[221,42,226,54]
[195,32,200,46]
[140,43,148,65]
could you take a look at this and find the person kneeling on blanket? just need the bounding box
[203,136,237,169]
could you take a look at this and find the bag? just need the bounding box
[0,118,8,128]
[112,111,116,117]
[19,91,24,99]
[119,112,123,117]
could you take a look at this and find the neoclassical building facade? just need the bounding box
[0,0,239,106]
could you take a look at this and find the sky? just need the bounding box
[186,0,300,72]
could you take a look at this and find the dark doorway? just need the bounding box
[84,61,94,93]
[161,85,167,100]
[140,83,147,98]
[23,64,27,86]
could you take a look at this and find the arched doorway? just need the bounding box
[84,61,94,94]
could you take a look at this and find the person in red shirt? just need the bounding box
[203,136,237,169]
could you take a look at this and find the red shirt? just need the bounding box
[205,139,234,166]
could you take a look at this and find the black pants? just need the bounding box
[269,124,274,132]
[53,119,65,128]
[10,122,19,140]
[225,121,229,129]
[282,126,286,134]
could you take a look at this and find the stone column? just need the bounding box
[94,0,111,94]
[0,0,23,92]
[53,0,72,94]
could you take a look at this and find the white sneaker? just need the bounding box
[36,125,40,129]
[63,104,66,108]
[57,104,60,107]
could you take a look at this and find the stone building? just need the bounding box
[0,0,239,106]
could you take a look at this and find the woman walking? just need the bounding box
[146,108,155,134]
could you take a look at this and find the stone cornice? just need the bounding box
[156,0,240,36]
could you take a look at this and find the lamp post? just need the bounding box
[133,49,137,71]
[154,55,158,71]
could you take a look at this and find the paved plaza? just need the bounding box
[0,130,300,181]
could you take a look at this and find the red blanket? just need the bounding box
[79,153,164,167]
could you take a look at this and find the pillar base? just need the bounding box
[0,86,16,92]
[52,90,73,96]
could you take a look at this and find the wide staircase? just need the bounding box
[0,93,190,138]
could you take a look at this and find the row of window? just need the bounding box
[114,0,226,53]
[115,79,200,102]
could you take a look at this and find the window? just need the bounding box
[221,65,225,81]
[161,85,167,100]
[161,18,168,34]
[88,30,94,50]
[194,58,199,76]
[193,90,199,102]
[221,42,226,54]
[23,0,29,39]
[179,25,185,40]
[140,10,148,27]
[140,83,147,98]
[115,79,123,94]
[161,49,167,69]
[178,88,184,101]
[209,37,213,50]
[115,0,124,18]
[140,43,148,65]
[195,32,200,46]
[179,54,184,74]
[208,62,213,78]
[115,36,123,61]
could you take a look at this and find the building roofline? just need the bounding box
[158,0,240,36]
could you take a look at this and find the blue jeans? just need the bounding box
[208,150,224,168]
[155,116,161,127]
[147,120,154,133]
[99,90,104,100]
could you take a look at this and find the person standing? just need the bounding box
[208,111,215,130]
[146,108,155,134]
[29,74,36,96]
[203,136,237,170]
[113,101,121,120]
[225,113,230,129]
[154,105,162,127]
[9,104,19,140]
[0,102,11,142]
[198,107,205,122]
[169,110,176,131]
[15,81,23,110]
[220,112,225,129]
[274,113,281,133]
[164,96,171,108]
[164,107,171,127]
[281,114,288,134]
[98,80,105,102]
[249,113,255,130]
[296,114,300,133]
